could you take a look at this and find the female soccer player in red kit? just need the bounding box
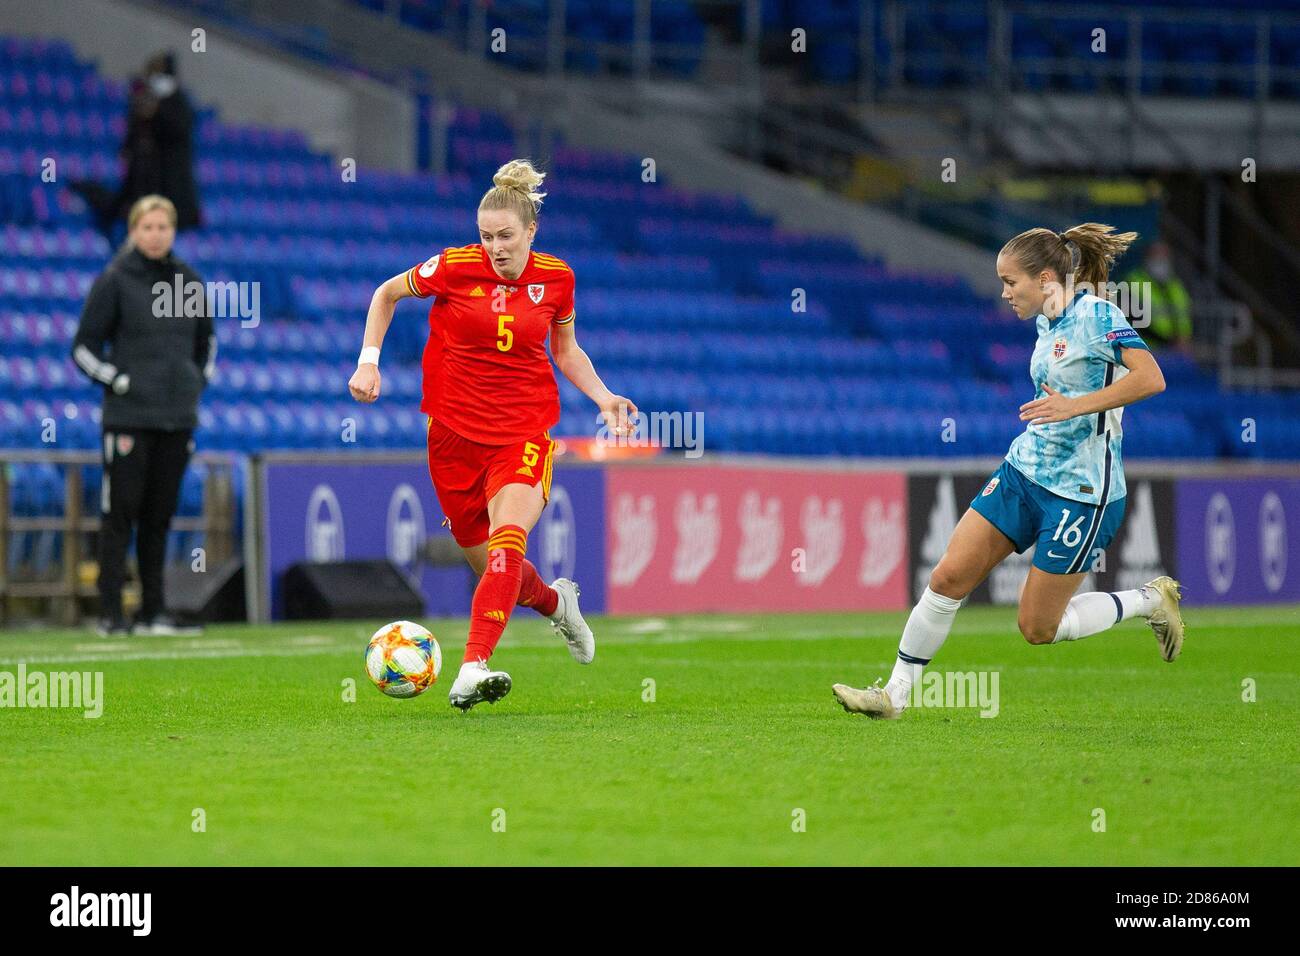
[349,159,637,711]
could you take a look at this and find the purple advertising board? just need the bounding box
[260,459,606,620]
[1176,477,1300,605]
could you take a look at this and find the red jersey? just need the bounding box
[404,243,575,445]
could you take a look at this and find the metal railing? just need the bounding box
[351,0,1300,103]
[378,0,750,82]
[0,451,240,626]
[888,1,1300,103]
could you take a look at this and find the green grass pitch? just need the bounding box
[1,605,1296,866]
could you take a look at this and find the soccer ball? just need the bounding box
[364,621,442,698]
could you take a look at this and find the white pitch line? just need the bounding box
[0,636,345,665]
[0,626,825,664]
[0,617,1286,666]
[0,647,347,666]
[620,618,669,633]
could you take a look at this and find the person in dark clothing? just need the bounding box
[72,195,216,637]
[71,51,202,237]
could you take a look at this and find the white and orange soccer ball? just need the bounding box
[364,621,442,699]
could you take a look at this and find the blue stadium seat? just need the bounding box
[0,30,1293,481]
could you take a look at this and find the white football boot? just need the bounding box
[1144,575,1186,662]
[549,578,595,664]
[832,678,902,720]
[448,659,512,711]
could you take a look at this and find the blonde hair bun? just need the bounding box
[482,159,547,223]
[494,160,545,199]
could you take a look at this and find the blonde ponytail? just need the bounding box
[1001,222,1139,295]
[1061,222,1138,290]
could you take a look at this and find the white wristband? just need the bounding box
[358,346,380,367]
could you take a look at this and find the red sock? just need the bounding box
[517,559,559,617]
[464,525,527,664]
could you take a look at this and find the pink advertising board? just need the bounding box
[605,465,908,614]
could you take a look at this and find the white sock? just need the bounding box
[547,585,565,621]
[1051,587,1160,643]
[885,587,962,709]
[1115,586,1161,619]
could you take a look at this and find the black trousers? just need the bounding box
[98,427,193,620]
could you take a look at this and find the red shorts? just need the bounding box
[426,416,556,547]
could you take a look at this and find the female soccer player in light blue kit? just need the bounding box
[834,224,1185,720]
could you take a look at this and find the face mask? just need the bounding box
[1147,259,1171,282]
[148,74,177,98]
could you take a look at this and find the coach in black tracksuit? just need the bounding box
[72,195,215,636]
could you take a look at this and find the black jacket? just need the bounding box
[72,246,215,431]
[122,86,202,230]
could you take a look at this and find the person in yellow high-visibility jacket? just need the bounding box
[1126,242,1192,348]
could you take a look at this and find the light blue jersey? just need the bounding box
[1005,291,1149,506]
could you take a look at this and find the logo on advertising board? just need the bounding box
[735,491,782,582]
[305,484,345,562]
[538,484,577,582]
[386,484,426,585]
[1206,492,1236,595]
[1115,482,1163,589]
[860,498,905,587]
[673,492,720,584]
[915,476,961,600]
[1260,491,1287,594]
[797,497,844,587]
[610,493,656,586]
